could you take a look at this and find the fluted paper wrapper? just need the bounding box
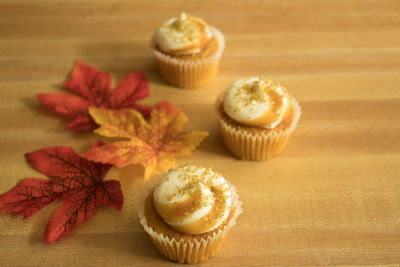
[138,175,243,264]
[153,26,225,88]
[219,98,301,161]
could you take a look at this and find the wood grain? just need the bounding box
[0,0,400,266]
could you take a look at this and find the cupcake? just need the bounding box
[218,77,301,161]
[152,12,225,88]
[139,165,242,264]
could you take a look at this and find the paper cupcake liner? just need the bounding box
[219,98,301,161]
[138,175,243,264]
[153,26,225,88]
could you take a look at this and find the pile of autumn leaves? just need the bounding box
[0,61,209,243]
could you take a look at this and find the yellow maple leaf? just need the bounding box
[83,101,209,180]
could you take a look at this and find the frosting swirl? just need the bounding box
[153,165,232,235]
[154,13,213,56]
[223,77,291,128]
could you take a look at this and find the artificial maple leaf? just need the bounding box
[37,60,152,131]
[82,101,209,180]
[0,142,123,243]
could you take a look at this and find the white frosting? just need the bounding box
[223,77,291,128]
[154,13,212,55]
[153,165,232,234]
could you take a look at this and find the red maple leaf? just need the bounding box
[37,60,152,131]
[0,142,123,243]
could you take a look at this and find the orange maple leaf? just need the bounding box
[82,101,209,180]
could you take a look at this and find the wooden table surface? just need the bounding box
[1,0,400,266]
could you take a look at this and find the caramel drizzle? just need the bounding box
[154,167,230,234]
[160,15,212,55]
[169,187,226,234]
[154,186,204,221]
[232,79,291,126]
[247,89,287,126]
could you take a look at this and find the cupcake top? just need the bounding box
[223,77,292,128]
[153,165,232,235]
[154,12,213,56]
